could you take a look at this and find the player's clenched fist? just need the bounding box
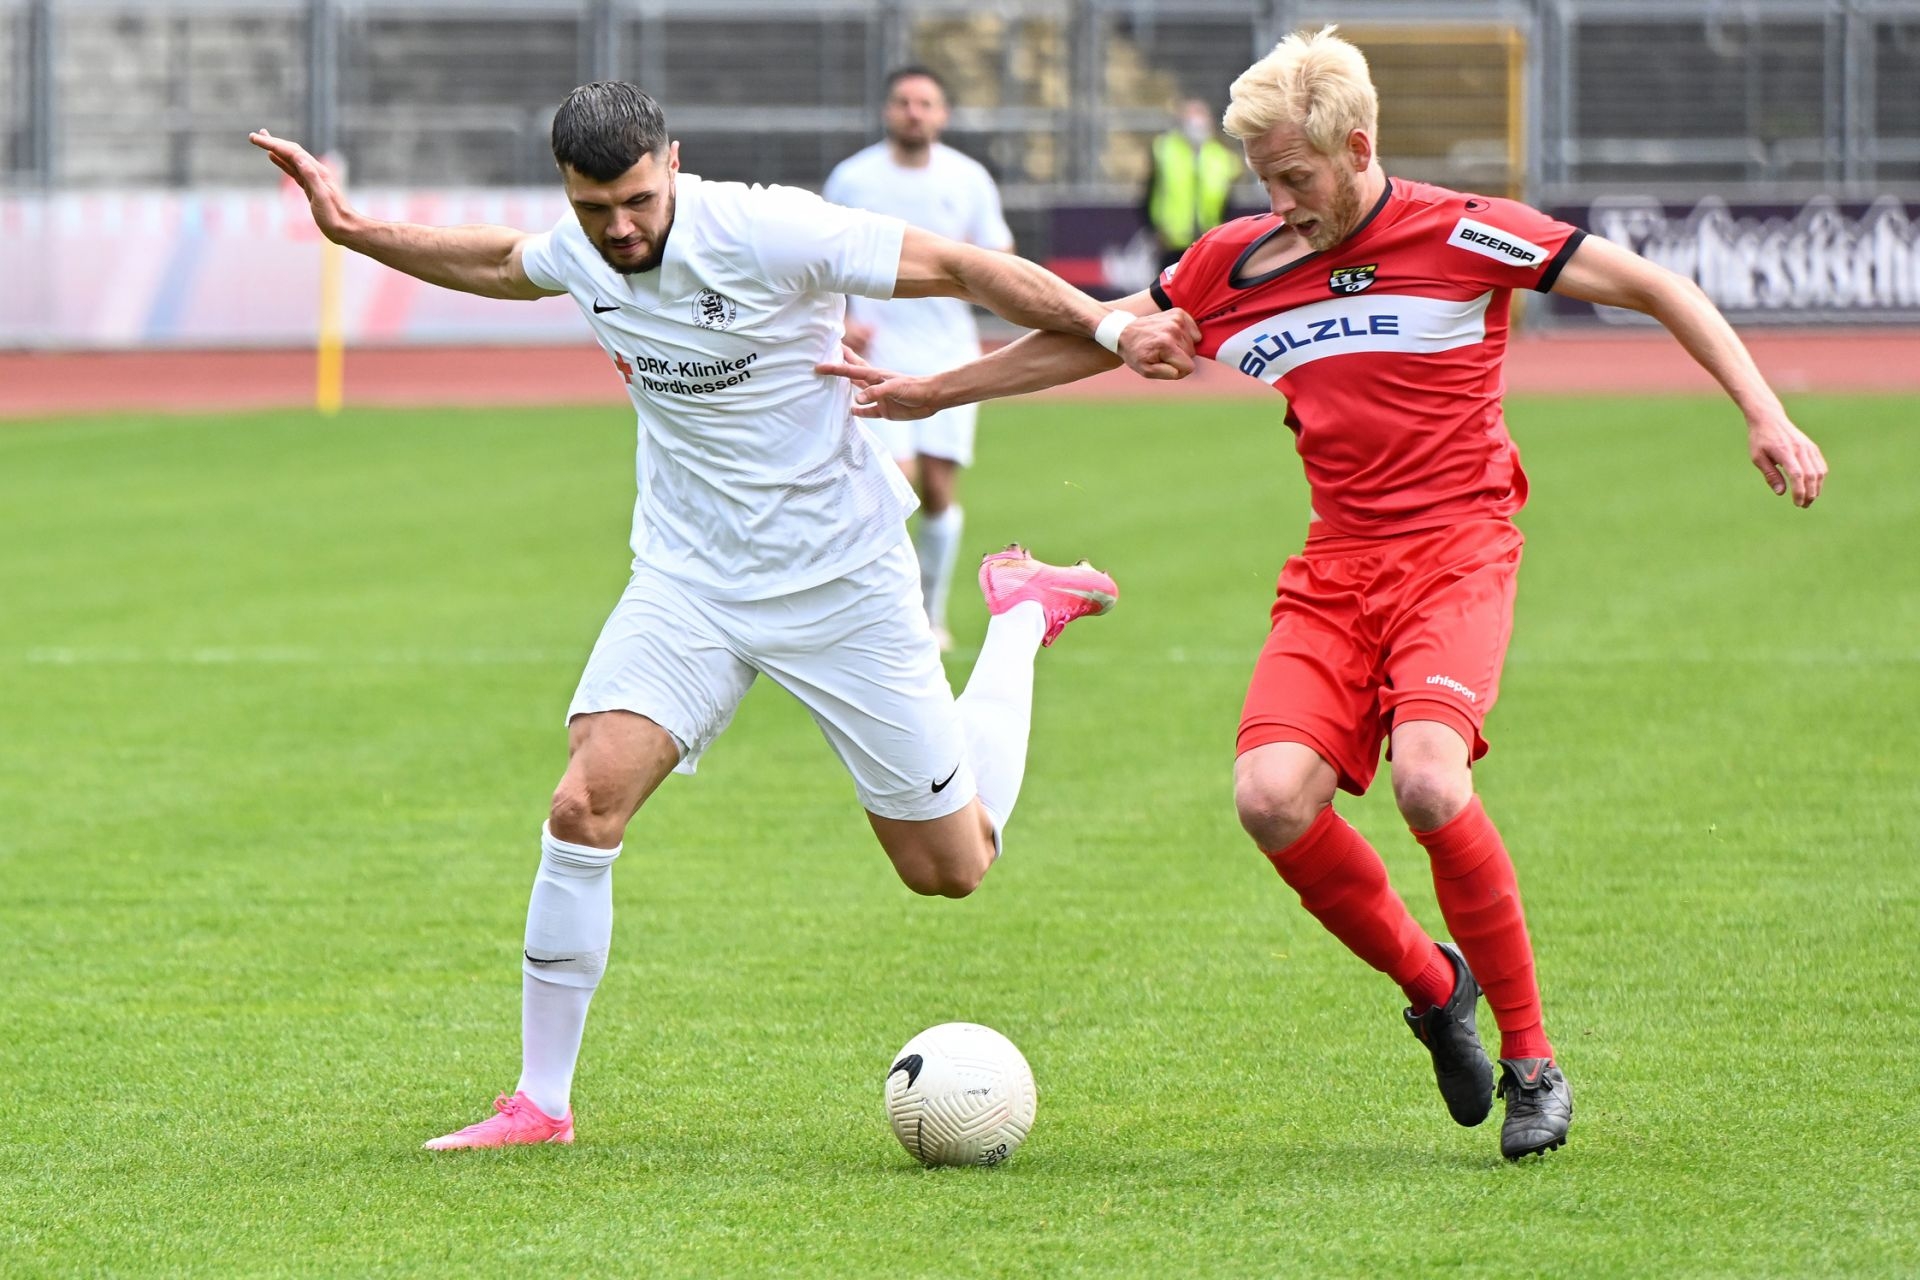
[249,129,356,243]
[1114,308,1203,381]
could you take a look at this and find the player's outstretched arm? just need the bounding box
[1551,234,1827,507]
[250,130,560,302]
[817,290,1182,420]
[892,227,1199,380]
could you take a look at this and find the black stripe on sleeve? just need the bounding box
[1535,228,1586,293]
[1148,278,1173,311]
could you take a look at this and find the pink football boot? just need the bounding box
[422,1091,574,1150]
[978,544,1118,647]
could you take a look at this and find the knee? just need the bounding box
[549,778,625,848]
[1234,745,1339,851]
[1391,763,1473,833]
[1235,776,1325,851]
[896,847,990,900]
[904,861,987,900]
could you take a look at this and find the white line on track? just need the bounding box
[10,645,1910,668]
[20,646,581,666]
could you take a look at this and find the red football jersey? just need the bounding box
[1151,179,1585,538]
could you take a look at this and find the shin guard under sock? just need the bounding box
[1414,797,1552,1062]
[1265,807,1449,1009]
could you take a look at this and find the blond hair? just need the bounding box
[1222,26,1378,154]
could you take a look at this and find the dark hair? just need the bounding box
[884,65,949,101]
[551,82,668,181]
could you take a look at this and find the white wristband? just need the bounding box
[1093,310,1135,354]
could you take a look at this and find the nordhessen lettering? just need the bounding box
[1238,315,1400,379]
[629,350,759,396]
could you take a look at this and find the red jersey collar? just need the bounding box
[1229,177,1401,290]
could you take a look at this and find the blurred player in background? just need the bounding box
[821,27,1827,1161]
[823,66,1014,651]
[1144,97,1242,271]
[252,82,1196,1150]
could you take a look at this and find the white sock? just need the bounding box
[954,600,1045,846]
[915,504,964,631]
[519,973,591,1120]
[515,823,620,1119]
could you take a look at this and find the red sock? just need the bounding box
[1413,797,1553,1062]
[1265,807,1451,1011]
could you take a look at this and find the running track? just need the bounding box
[2,330,1917,419]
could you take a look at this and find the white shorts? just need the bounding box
[567,537,977,822]
[867,402,979,468]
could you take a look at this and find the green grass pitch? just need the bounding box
[2,390,1915,1277]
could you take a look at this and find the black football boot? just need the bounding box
[1496,1057,1573,1159]
[1402,942,1494,1127]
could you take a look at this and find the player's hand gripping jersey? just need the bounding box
[1151,180,1585,537]
[520,174,916,600]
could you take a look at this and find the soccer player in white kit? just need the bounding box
[823,67,1012,650]
[250,82,1199,1149]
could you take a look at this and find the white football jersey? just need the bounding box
[822,143,1013,375]
[520,174,916,601]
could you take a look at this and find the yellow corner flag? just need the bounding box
[316,236,345,416]
[314,151,348,416]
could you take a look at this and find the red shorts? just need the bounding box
[1237,517,1524,795]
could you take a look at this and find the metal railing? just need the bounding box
[2,0,1916,203]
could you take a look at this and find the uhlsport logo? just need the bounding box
[1425,674,1478,703]
[691,288,738,330]
[1328,263,1377,295]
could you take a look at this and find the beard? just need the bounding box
[885,124,934,157]
[1302,167,1365,251]
[596,186,676,275]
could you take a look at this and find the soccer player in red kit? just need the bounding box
[819,27,1828,1159]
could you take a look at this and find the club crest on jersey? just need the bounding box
[1327,264,1377,295]
[691,288,738,331]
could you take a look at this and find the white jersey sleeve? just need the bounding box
[829,146,1006,374]
[518,217,573,293]
[730,184,905,302]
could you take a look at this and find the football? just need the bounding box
[884,1022,1038,1167]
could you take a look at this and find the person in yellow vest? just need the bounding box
[1144,98,1243,270]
